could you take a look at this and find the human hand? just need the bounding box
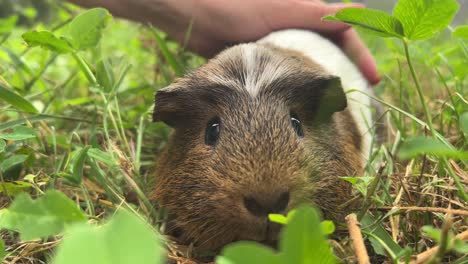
[69,0,380,84]
[171,0,380,85]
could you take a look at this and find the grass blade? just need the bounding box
[149,26,184,77]
[0,84,38,113]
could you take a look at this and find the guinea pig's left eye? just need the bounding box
[205,117,221,146]
[290,114,304,137]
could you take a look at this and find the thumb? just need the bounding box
[270,2,364,33]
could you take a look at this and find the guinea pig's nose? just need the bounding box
[243,192,290,217]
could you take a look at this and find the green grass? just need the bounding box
[0,1,467,263]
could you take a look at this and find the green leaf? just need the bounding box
[22,31,74,53]
[460,112,468,135]
[23,8,37,20]
[96,58,115,92]
[52,210,164,264]
[452,238,468,254]
[453,25,468,39]
[68,8,111,50]
[421,226,442,241]
[0,155,28,172]
[361,215,403,256]
[399,136,468,160]
[0,190,87,240]
[0,84,38,113]
[0,139,5,153]
[219,206,336,264]
[397,247,413,263]
[0,239,5,261]
[286,209,297,222]
[268,213,287,225]
[88,148,117,167]
[67,146,90,184]
[323,8,404,38]
[280,205,337,264]
[0,181,32,196]
[340,176,374,196]
[218,242,280,264]
[393,0,459,40]
[320,220,336,236]
[269,210,297,225]
[270,212,335,235]
[0,16,18,34]
[0,126,36,141]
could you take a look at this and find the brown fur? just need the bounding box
[152,43,364,252]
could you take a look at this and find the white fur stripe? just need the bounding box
[240,44,294,97]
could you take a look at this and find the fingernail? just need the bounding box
[371,74,381,85]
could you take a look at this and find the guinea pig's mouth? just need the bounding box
[166,216,283,252]
[234,220,282,248]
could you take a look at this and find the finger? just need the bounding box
[183,34,224,58]
[332,29,381,85]
[269,2,364,33]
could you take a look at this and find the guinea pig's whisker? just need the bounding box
[158,183,209,190]
[196,224,234,249]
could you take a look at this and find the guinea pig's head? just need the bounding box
[152,44,361,251]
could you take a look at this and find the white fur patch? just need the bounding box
[258,29,373,163]
[240,44,294,97]
[241,44,258,95]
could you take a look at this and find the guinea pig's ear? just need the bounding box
[290,74,347,121]
[152,84,199,127]
[153,81,224,127]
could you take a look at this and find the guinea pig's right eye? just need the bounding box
[205,117,221,146]
[290,113,304,138]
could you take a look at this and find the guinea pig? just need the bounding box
[152,29,373,251]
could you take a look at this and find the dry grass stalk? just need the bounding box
[375,206,468,216]
[346,213,370,264]
[409,229,468,264]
